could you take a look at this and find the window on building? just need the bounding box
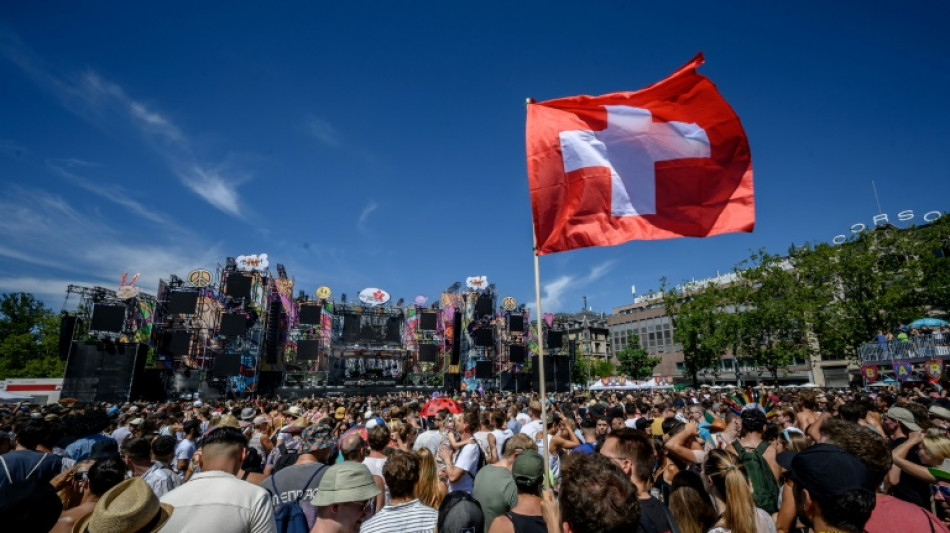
[675,362,684,371]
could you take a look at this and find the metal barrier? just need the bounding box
[858,334,950,363]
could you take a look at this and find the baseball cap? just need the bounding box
[335,407,346,420]
[511,449,545,486]
[437,491,485,533]
[886,406,921,431]
[365,416,387,430]
[129,417,144,426]
[300,423,335,453]
[253,415,270,426]
[285,406,303,417]
[776,443,875,502]
[240,407,256,420]
[930,405,950,421]
[311,462,381,507]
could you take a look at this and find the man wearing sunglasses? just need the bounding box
[311,462,381,533]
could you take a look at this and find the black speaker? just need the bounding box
[224,274,252,299]
[213,353,241,377]
[59,315,79,361]
[297,340,320,361]
[419,312,437,331]
[62,342,149,403]
[473,328,494,347]
[385,316,403,343]
[342,314,359,342]
[499,371,514,391]
[168,291,199,315]
[298,304,323,326]
[509,344,525,363]
[475,293,493,318]
[165,331,192,356]
[90,304,126,333]
[475,360,493,379]
[265,299,282,364]
[220,313,246,337]
[555,357,571,391]
[547,331,564,349]
[359,323,378,341]
[257,371,283,396]
[451,312,461,365]
[444,373,461,391]
[530,356,555,392]
[418,344,438,363]
[509,314,524,332]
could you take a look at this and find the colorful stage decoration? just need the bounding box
[116,273,140,300]
[320,302,334,348]
[893,362,914,381]
[358,287,391,306]
[188,269,213,287]
[925,360,945,380]
[502,297,517,311]
[544,313,554,327]
[466,276,488,291]
[236,253,269,272]
[132,300,155,344]
[316,286,332,300]
[861,365,879,382]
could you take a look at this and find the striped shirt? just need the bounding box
[359,499,438,533]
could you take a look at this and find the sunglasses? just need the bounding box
[932,485,950,499]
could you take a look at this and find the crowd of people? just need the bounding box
[3,383,950,533]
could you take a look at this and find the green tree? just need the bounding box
[593,359,616,379]
[662,279,732,387]
[0,292,65,379]
[570,349,592,385]
[615,334,661,380]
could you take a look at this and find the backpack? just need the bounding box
[732,440,779,514]
[271,465,325,533]
[273,443,300,473]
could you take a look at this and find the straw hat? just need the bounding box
[73,477,173,533]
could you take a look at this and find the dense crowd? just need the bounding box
[3,383,950,533]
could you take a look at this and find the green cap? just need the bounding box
[312,462,381,507]
[512,449,545,485]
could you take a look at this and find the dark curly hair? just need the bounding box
[559,453,640,533]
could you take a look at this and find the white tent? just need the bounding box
[588,379,640,390]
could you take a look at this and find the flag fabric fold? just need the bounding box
[526,53,754,255]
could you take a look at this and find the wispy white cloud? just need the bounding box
[305,116,341,147]
[527,260,617,312]
[1,32,247,218]
[358,200,378,233]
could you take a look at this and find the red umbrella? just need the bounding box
[420,397,462,417]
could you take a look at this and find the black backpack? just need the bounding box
[273,443,300,473]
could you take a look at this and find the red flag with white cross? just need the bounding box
[526,53,754,255]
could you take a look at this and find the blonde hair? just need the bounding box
[703,449,756,533]
[669,486,717,533]
[217,414,241,429]
[414,447,445,509]
[922,431,950,464]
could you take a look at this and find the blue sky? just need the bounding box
[1,2,948,315]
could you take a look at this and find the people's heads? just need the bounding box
[300,423,335,462]
[669,471,717,533]
[511,449,545,495]
[600,428,654,486]
[88,456,128,497]
[437,491,485,533]
[739,408,767,436]
[13,417,49,450]
[919,430,950,466]
[799,392,818,410]
[884,406,921,435]
[199,427,247,473]
[595,417,609,437]
[182,419,201,438]
[501,433,537,462]
[778,427,808,453]
[382,450,419,500]
[366,424,390,452]
[528,400,543,418]
[702,449,755,531]
[313,462,381,533]
[121,437,152,465]
[151,435,177,463]
[818,418,891,487]
[558,453,640,533]
[686,403,704,421]
[462,408,479,434]
[74,477,173,533]
[778,443,876,533]
[606,406,625,431]
[340,432,367,462]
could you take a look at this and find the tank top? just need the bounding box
[536,434,560,481]
[506,512,548,533]
[473,431,493,461]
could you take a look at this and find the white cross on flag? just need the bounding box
[526,53,754,255]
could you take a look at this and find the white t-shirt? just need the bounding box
[363,456,390,506]
[520,419,544,439]
[491,429,510,459]
[174,439,196,475]
[448,442,480,494]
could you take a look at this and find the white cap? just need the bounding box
[193,400,203,407]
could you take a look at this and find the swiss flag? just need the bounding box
[526,53,754,255]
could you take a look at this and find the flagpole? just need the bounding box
[527,95,553,491]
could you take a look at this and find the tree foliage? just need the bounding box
[0,293,64,379]
[615,334,661,380]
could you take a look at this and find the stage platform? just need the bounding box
[274,385,444,399]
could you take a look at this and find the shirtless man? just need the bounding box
[50,457,127,533]
[796,391,819,434]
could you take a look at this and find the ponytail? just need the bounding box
[722,465,756,533]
